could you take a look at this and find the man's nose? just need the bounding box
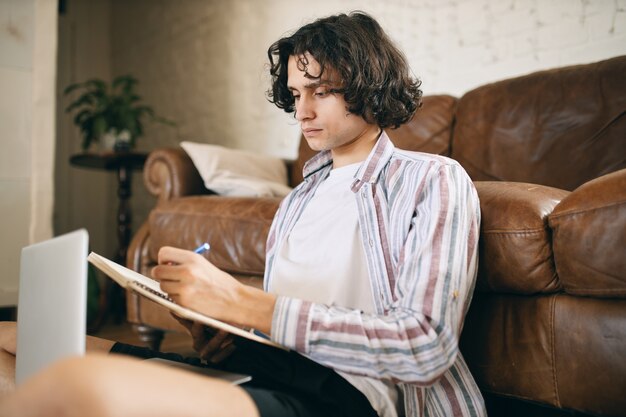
[295,95,314,121]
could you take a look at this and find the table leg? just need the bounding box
[112,165,133,322]
[117,165,132,265]
[88,165,134,332]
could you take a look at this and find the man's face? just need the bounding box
[287,54,378,157]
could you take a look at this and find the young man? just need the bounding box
[0,11,485,417]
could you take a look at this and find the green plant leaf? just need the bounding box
[92,115,107,138]
[63,82,86,95]
[84,79,108,92]
[65,93,98,113]
[64,74,176,149]
[73,109,92,125]
[154,115,177,126]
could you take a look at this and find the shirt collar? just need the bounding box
[301,131,396,191]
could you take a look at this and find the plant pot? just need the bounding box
[99,129,132,152]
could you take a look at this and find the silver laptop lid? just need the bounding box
[15,229,88,385]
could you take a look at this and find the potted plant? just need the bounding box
[64,74,175,151]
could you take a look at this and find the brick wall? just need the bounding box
[111,0,626,159]
[381,0,626,97]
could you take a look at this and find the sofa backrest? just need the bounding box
[451,55,626,191]
[385,95,457,156]
[290,56,626,191]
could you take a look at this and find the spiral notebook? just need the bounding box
[87,252,284,350]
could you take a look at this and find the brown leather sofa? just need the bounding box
[126,56,626,417]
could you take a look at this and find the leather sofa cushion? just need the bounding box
[461,294,559,407]
[475,182,568,294]
[148,196,281,276]
[554,295,626,416]
[461,293,626,416]
[386,95,457,156]
[549,168,626,297]
[452,56,626,191]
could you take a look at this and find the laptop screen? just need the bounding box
[15,229,88,385]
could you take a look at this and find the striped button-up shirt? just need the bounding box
[265,132,486,417]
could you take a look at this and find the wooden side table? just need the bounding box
[70,151,148,332]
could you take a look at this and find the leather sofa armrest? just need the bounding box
[475,181,569,294]
[549,168,626,297]
[148,195,281,275]
[143,147,210,204]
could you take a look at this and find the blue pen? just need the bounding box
[194,242,211,254]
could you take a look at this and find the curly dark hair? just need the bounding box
[267,11,422,129]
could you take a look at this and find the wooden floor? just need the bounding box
[92,319,197,357]
[1,306,196,355]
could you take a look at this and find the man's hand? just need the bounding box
[153,246,277,335]
[153,247,245,325]
[173,315,236,363]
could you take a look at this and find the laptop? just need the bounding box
[15,229,88,385]
[15,229,251,385]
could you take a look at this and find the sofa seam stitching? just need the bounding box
[482,228,546,235]
[153,211,275,225]
[564,287,626,295]
[549,199,626,220]
[550,294,561,408]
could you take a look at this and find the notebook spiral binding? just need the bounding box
[134,282,174,303]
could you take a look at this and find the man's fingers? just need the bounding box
[151,263,185,282]
[190,322,207,341]
[208,342,236,364]
[199,330,231,360]
[157,246,198,266]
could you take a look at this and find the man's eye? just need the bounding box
[292,95,300,101]
[315,90,328,97]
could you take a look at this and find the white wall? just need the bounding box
[0,0,57,306]
[376,0,626,96]
[110,0,626,161]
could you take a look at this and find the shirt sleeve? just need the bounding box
[269,163,481,385]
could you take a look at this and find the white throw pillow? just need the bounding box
[180,141,292,197]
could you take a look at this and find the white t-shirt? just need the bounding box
[270,162,400,417]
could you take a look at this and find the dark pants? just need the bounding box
[111,336,378,417]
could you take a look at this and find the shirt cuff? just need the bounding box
[270,296,313,352]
